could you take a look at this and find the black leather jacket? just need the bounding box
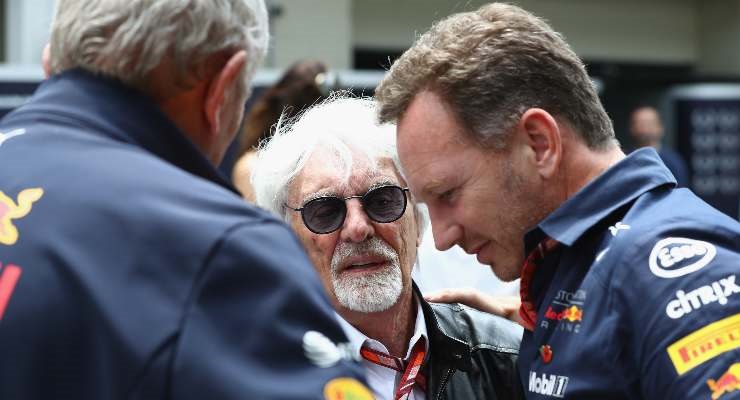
[420,289,525,399]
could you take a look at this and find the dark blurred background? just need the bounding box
[1,0,738,219]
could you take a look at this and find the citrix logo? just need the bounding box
[666,275,739,319]
[529,371,569,398]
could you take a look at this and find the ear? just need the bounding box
[415,216,422,249]
[519,108,562,179]
[42,43,52,78]
[204,50,248,137]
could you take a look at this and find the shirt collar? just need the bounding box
[525,147,676,252]
[336,294,428,359]
[17,68,237,194]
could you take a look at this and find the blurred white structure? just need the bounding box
[414,229,520,296]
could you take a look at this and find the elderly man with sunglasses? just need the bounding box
[251,95,524,400]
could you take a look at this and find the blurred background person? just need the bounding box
[629,105,690,186]
[232,59,330,200]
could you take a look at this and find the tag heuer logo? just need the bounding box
[649,237,716,279]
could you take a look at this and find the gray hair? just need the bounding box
[376,2,617,151]
[251,93,429,236]
[49,0,268,93]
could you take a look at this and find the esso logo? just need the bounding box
[649,237,716,278]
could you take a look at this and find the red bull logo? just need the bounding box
[707,363,739,399]
[545,305,583,322]
[0,262,22,321]
[0,188,43,245]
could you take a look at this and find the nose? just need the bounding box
[428,204,462,251]
[339,199,374,243]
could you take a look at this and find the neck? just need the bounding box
[159,90,217,163]
[635,139,661,150]
[555,139,626,202]
[147,61,217,164]
[340,290,417,357]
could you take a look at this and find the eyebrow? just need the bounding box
[301,189,338,205]
[420,177,447,196]
[368,179,396,190]
[299,178,399,205]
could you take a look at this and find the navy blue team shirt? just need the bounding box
[0,69,369,399]
[518,148,739,399]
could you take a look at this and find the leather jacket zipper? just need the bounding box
[434,368,454,400]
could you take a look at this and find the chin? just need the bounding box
[489,264,521,282]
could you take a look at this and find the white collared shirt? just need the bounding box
[336,301,428,400]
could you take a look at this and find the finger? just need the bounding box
[424,288,476,303]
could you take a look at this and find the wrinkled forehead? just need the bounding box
[290,149,405,203]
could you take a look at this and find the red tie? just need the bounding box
[519,237,560,331]
[360,337,427,399]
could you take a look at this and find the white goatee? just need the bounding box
[330,237,403,313]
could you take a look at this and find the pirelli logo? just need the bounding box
[667,314,740,375]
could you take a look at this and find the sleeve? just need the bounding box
[612,223,740,400]
[170,221,373,400]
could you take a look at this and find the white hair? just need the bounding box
[251,93,429,236]
[49,0,268,93]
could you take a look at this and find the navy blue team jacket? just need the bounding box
[518,148,739,399]
[0,69,368,399]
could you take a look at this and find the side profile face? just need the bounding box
[396,90,545,281]
[286,148,419,313]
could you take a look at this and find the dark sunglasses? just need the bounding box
[284,185,410,234]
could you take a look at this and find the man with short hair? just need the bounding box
[629,105,689,186]
[375,3,740,399]
[252,95,524,400]
[0,1,368,398]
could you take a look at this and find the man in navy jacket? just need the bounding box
[376,3,739,399]
[0,1,369,399]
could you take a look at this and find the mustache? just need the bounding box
[330,237,399,274]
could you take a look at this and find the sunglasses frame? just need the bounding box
[284,185,410,234]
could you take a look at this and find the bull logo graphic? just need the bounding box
[708,363,740,400]
[0,188,44,245]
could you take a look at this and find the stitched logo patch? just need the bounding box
[707,362,740,399]
[667,314,740,375]
[528,371,569,398]
[649,237,716,278]
[665,275,739,319]
[540,289,586,333]
[0,128,26,148]
[0,263,22,321]
[323,378,374,400]
[0,188,44,245]
[303,330,357,368]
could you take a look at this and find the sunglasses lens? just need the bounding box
[302,197,345,233]
[364,186,407,223]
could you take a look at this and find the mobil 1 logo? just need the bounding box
[529,371,569,398]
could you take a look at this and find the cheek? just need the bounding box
[304,235,336,272]
[454,200,487,230]
[385,218,417,273]
[292,224,337,279]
